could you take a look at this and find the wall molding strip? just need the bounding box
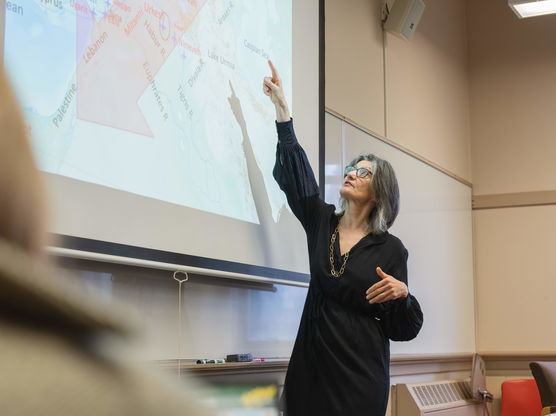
[480,351,556,376]
[325,107,473,188]
[473,190,556,210]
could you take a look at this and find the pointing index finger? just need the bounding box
[268,60,280,82]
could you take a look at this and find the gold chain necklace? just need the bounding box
[329,225,349,277]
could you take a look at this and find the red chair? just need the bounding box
[500,379,542,416]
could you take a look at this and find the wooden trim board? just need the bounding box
[473,190,556,210]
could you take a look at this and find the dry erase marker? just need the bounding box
[252,358,266,362]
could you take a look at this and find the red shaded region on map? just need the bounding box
[76,0,207,137]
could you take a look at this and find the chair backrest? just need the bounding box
[500,379,542,416]
[530,362,556,408]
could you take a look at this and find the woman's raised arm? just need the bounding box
[263,60,324,231]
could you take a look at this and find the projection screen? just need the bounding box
[1,0,321,284]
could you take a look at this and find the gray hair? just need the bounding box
[338,154,400,233]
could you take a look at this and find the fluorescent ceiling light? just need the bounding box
[508,0,556,18]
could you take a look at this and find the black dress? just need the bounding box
[273,120,424,416]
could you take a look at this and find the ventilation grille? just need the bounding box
[410,381,473,408]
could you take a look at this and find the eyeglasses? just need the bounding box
[344,165,372,179]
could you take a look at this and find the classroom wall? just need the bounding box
[326,2,556,414]
[468,0,556,196]
[467,2,556,414]
[326,0,472,182]
[468,0,556,353]
[325,0,385,136]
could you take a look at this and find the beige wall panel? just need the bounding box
[468,0,556,195]
[385,0,471,182]
[325,0,385,136]
[474,206,556,352]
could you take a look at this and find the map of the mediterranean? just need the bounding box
[4,0,292,224]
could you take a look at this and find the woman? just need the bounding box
[263,60,423,416]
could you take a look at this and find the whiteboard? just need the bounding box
[325,112,475,354]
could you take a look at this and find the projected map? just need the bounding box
[4,0,292,224]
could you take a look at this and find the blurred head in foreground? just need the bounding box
[0,67,47,254]
[0,68,213,415]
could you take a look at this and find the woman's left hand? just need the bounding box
[365,267,408,304]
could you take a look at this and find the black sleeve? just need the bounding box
[379,248,424,341]
[273,119,327,231]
